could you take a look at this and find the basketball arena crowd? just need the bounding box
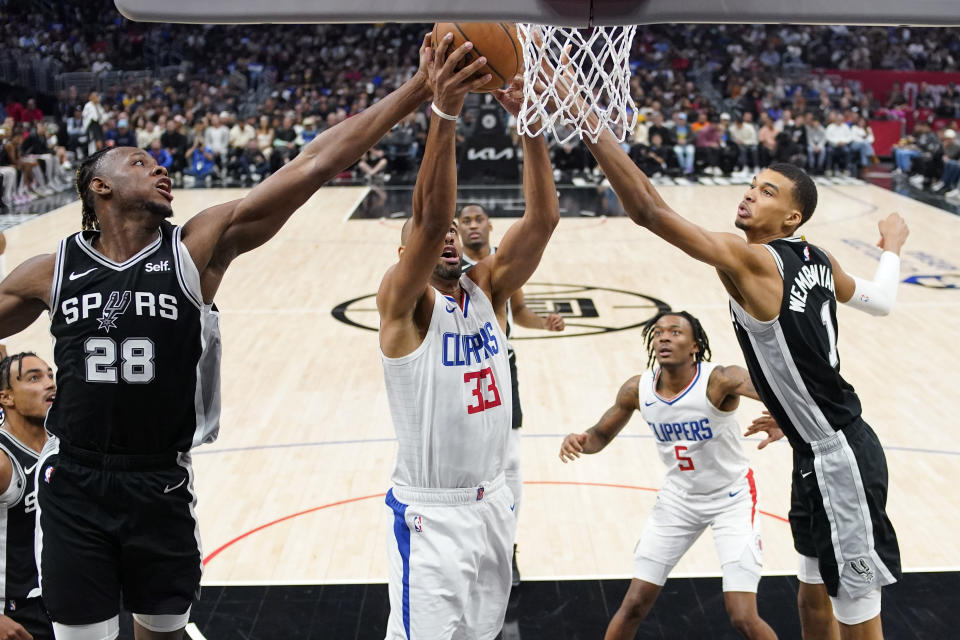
[4,0,960,209]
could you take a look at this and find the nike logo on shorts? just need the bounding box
[69,268,97,280]
[729,488,743,498]
[801,471,813,478]
[163,478,186,494]
[509,503,516,511]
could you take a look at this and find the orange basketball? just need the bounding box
[431,22,521,93]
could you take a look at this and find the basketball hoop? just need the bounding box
[516,24,638,144]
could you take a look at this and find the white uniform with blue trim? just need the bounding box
[381,274,516,640]
[632,362,764,592]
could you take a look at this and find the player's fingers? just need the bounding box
[454,55,489,84]
[466,73,493,92]
[757,439,770,450]
[443,41,474,76]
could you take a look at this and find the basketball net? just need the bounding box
[516,24,638,144]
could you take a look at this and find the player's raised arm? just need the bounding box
[481,78,559,309]
[182,33,443,297]
[559,375,640,462]
[0,254,55,340]
[828,212,909,316]
[376,38,493,357]
[584,126,769,279]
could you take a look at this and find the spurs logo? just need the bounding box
[97,291,132,333]
[850,558,875,583]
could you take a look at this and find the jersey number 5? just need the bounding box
[464,367,502,414]
[84,337,156,384]
[675,445,695,471]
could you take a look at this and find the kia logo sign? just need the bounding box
[466,147,515,161]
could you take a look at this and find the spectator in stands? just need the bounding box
[107,119,137,148]
[183,137,216,184]
[805,114,828,174]
[909,121,944,188]
[161,117,189,178]
[135,118,162,149]
[849,116,877,177]
[20,99,43,124]
[147,138,173,171]
[2,121,43,203]
[81,91,107,153]
[757,112,778,167]
[20,122,69,192]
[204,113,231,167]
[298,116,320,145]
[694,114,723,175]
[938,131,960,199]
[65,107,88,161]
[671,111,695,175]
[271,114,299,171]
[357,145,389,183]
[825,111,853,174]
[0,126,20,208]
[729,111,760,174]
[230,115,257,154]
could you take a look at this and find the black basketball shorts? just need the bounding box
[508,348,522,429]
[35,438,202,625]
[788,419,901,599]
[6,596,55,640]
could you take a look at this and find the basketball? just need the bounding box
[431,22,521,93]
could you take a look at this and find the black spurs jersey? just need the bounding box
[0,430,40,602]
[729,237,862,450]
[47,221,222,454]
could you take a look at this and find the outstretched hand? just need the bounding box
[744,411,784,450]
[429,34,493,117]
[559,432,588,462]
[493,74,524,117]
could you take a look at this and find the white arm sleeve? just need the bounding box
[844,251,901,316]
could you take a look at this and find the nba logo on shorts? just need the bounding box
[476,486,484,501]
[44,466,55,483]
[413,515,423,533]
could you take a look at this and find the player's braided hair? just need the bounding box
[0,352,38,391]
[76,148,115,231]
[641,310,711,369]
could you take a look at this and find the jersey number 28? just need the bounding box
[84,337,155,384]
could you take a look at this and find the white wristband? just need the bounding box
[431,103,459,121]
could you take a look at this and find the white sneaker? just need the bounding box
[908,174,925,187]
[932,181,945,192]
[945,188,960,199]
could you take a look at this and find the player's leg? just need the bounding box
[803,423,900,640]
[122,454,202,640]
[461,478,517,639]
[711,471,776,640]
[384,488,476,639]
[605,579,663,640]
[796,556,839,640]
[504,350,523,586]
[605,492,705,640]
[35,441,123,640]
[790,450,840,640]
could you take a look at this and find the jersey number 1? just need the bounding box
[464,367,502,414]
[819,301,839,368]
[84,337,156,384]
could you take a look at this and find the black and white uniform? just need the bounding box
[729,237,900,603]
[462,251,524,520]
[37,220,221,626]
[0,430,53,639]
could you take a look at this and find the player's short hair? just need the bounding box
[455,203,488,219]
[76,147,116,231]
[641,311,711,369]
[0,352,39,391]
[768,162,818,228]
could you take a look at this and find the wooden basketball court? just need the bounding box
[4,181,958,587]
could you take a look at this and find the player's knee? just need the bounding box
[132,610,190,634]
[619,589,656,621]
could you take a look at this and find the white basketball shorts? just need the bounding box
[385,473,516,640]
[634,469,763,592]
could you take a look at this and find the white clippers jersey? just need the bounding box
[638,362,749,496]
[383,275,513,489]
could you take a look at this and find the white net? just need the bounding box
[516,24,638,144]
